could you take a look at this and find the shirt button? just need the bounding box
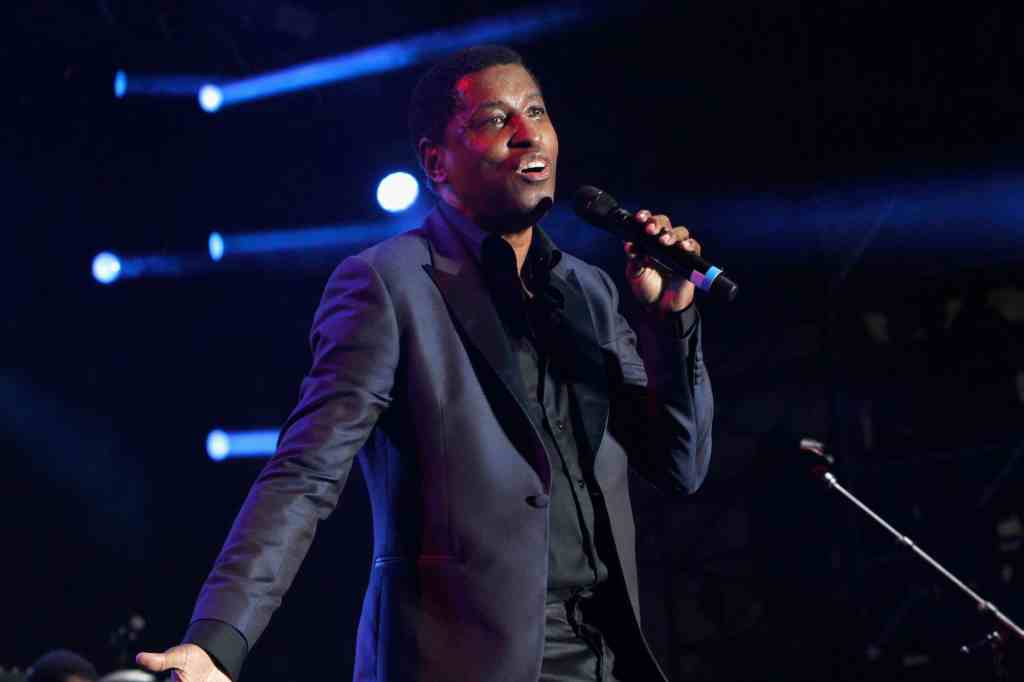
[526,494,551,508]
[576,478,586,489]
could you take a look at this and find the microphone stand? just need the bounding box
[801,442,1024,676]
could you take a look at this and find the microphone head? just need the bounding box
[574,185,619,221]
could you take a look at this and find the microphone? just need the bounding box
[574,185,738,302]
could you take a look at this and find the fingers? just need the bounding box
[633,210,676,239]
[681,236,701,256]
[623,241,653,268]
[623,242,649,279]
[629,209,703,258]
[626,210,702,311]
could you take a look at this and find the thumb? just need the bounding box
[136,647,185,672]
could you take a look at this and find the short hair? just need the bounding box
[408,45,534,168]
[26,650,97,682]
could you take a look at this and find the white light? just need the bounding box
[114,70,127,98]
[198,84,223,113]
[209,232,224,262]
[206,430,230,461]
[376,172,419,213]
[92,252,122,284]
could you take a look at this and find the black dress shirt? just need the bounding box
[478,230,610,599]
[445,202,698,602]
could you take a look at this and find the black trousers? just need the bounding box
[540,590,621,682]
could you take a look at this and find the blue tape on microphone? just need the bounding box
[689,265,722,292]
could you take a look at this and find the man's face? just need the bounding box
[433,63,558,230]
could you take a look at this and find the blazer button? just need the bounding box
[526,494,551,508]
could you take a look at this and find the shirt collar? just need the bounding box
[436,200,563,282]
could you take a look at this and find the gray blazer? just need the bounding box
[186,205,714,681]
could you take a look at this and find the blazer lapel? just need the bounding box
[422,213,551,490]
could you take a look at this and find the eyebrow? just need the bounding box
[471,92,545,113]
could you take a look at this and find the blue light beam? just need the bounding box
[93,217,420,285]
[207,429,280,461]
[198,3,590,112]
[208,215,423,261]
[113,71,220,99]
[90,251,199,284]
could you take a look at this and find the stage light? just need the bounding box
[198,3,591,111]
[209,216,425,260]
[88,250,203,284]
[376,172,419,213]
[206,429,280,461]
[92,252,122,285]
[92,219,421,283]
[198,84,224,113]
[206,430,230,461]
[114,70,127,98]
[112,71,220,99]
[208,232,224,262]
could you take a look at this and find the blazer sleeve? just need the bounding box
[183,254,400,680]
[598,268,714,496]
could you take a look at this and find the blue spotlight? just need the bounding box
[199,3,591,111]
[206,429,280,461]
[198,84,224,113]
[114,70,127,98]
[92,252,122,285]
[376,172,419,213]
[89,252,195,283]
[208,232,225,262]
[210,216,425,260]
[206,430,230,461]
[112,72,220,98]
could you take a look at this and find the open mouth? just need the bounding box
[517,159,551,181]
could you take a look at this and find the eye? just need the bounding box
[479,113,506,128]
[527,105,546,118]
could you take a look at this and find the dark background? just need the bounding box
[7,1,1023,680]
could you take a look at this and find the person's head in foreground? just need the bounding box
[26,650,97,682]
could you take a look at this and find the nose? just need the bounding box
[508,113,541,148]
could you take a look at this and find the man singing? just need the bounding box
[138,45,713,682]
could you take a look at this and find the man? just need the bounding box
[138,45,713,682]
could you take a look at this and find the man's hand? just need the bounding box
[623,210,702,313]
[136,644,229,682]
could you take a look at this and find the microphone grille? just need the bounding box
[574,185,619,220]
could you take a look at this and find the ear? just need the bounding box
[418,137,448,186]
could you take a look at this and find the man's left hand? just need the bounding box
[624,210,702,313]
